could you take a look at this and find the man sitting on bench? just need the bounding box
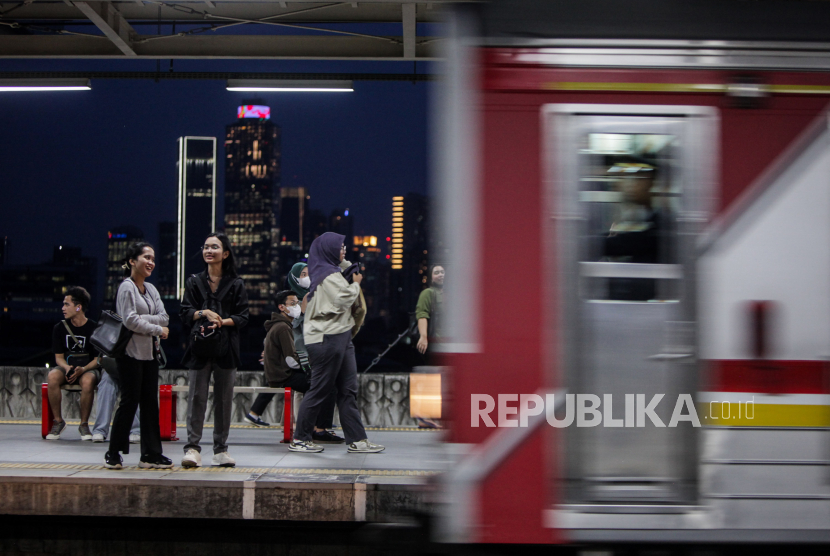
[46,286,100,440]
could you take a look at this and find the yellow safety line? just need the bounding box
[0,462,440,476]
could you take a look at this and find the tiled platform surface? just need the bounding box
[0,424,455,523]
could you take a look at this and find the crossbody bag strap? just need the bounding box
[62,320,82,350]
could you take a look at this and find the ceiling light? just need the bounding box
[227,79,353,93]
[0,78,91,92]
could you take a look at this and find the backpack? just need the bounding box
[189,275,236,360]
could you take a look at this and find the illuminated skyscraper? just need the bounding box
[389,193,429,319]
[104,226,144,309]
[176,136,217,298]
[224,104,281,316]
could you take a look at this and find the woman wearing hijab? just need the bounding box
[288,232,384,453]
[245,262,343,443]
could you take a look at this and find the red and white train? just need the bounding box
[434,1,830,546]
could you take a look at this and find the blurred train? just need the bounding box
[431,0,830,546]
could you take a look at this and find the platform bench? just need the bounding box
[42,384,294,444]
[159,385,293,443]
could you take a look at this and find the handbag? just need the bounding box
[90,310,133,358]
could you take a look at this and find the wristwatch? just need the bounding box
[198,310,204,318]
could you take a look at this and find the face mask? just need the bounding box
[297,276,311,288]
[285,305,301,319]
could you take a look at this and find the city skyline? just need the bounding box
[0,62,429,277]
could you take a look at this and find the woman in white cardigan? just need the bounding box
[104,241,171,470]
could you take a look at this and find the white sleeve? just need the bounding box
[285,356,300,369]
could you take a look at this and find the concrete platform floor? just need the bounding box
[0,423,456,523]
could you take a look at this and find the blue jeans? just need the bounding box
[92,370,140,438]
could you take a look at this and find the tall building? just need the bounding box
[156,221,178,300]
[279,187,307,248]
[104,226,144,308]
[224,104,281,316]
[177,136,217,298]
[274,187,308,288]
[389,193,430,319]
[0,245,97,322]
[0,246,97,364]
[351,236,389,319]
[329,208,354,241]
[303,207,328,249]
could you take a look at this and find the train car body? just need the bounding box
[434,1,830,546]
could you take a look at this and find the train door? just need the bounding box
[545,105,718,506]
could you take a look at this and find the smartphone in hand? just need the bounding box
[65,367,77,383]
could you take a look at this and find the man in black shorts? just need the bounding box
[47,286,100,440]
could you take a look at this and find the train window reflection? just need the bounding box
[580,133,680,302]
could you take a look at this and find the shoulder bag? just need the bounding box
[90,310,133,358]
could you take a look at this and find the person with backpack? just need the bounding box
[179,232,249,468]
[289,232,383,454]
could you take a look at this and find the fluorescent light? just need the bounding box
[227,79,353,92]
[0,78,90,92]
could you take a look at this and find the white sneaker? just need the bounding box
[129,434,141,444]
[91,433,105,443]
[211,452,236,467]
[347,439,386,453]
[288,439,324,453]
[181,449,202,468]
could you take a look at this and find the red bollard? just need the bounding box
[159,385,178,441]
[42,383,53,439]
[282,387,292,443]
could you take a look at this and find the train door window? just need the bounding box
[580,133,681,302]
[544,105,717,507]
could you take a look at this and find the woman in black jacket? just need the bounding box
[179,232,249,468]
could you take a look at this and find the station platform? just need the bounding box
[0,422,453,523]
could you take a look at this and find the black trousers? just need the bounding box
[295,331,366,443]
[250,371,337,429]
[108,355,163,456]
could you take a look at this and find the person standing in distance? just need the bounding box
[46,286,101,440]
[179,233,249,468]
[415,265,445,355]
[289,232,384,454]
[104,242,171,469]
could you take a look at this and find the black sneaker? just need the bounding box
[244,412,270,427]
[104,451,123,469]
[312,430,345,444]
[45,420,66,440]
[139,454,173,469]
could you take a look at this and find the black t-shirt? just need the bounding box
[52,318,98,364]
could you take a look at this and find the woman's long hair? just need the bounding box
[204,232,238,277]
[122,241,154,276]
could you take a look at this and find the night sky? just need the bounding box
[0,57,430,276]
